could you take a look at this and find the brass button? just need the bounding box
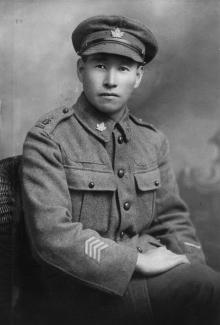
[123,202,130,211]
[120,231,124,238]
[118,169,125,178]
[137,247,143,253]
[88,181,95,189]
[118,136,124,144]
[63,107,69,114]
[154,180,160,187]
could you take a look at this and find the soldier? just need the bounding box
[21,15,220,325]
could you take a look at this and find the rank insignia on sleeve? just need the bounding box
[111,28,124,38]
[184,242,201,249]
[96,122,106,132]
[85,237,109,263]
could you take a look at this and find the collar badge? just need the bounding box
[111,28,124,38]
[96,122,106,132]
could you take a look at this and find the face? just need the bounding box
[77,53,144,120]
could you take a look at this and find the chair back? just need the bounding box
[0,156,22,324]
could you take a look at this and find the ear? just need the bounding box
[134,65,144,89]
[77,58,85,83]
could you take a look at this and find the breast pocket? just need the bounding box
[65,167,117,234]
[134,168,161,227]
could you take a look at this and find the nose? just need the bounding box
[103,69,117,89]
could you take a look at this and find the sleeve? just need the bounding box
[21,127,138,296]
[148,131,206,264]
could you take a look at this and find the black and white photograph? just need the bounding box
[0,1,220,324]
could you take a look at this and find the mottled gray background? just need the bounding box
[0,0,220,269]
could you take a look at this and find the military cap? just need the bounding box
[72,15,158,64]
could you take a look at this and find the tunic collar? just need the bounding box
[73,92,131,143]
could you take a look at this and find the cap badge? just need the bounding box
[111,28,124,38]
[96,122,106,132]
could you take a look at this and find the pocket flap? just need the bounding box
[135,169,161,191]
[65,167,117,191]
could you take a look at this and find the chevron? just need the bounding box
[89,239,101,257]
[85,236,97,255]
[85,237,109,262]
[92,241,105,260]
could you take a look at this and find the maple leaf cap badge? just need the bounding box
[111,27,124,38]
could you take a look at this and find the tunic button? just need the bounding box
[88,181,95,189]
[118,169,125,178]
[118,136,124,144]
[154,180,160,187]
[63,107,69,114]
[137,247,143,253]
[123,202,130,211]
[120,231,124,238]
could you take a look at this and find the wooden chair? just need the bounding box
[0,156,46,325]
[0,156,22,324]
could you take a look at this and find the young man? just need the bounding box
[21,15,220,325]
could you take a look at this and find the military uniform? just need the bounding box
[21,15,220,325]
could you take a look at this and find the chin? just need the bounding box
[101,101,123,110]
[99,105,121,114]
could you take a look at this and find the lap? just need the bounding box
[147,263,220,325]
[23,263,220,325]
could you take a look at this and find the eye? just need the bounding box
[119,66,130,72]
[96,64,106,69]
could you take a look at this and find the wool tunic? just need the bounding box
[21,93,206,324]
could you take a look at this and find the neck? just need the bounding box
[107,106,127,122]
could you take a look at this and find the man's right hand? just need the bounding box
[135,246,190,276]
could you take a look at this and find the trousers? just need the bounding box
[148,263,220,325]
[19,263,220,325]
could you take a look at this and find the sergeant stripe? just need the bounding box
[85,237,109,263]
[85,236,97,255]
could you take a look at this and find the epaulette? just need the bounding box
[35,105,74,134]
[129,113,158,132]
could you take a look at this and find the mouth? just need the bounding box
[99,93,119,97]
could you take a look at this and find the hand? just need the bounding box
[135,246,190,276]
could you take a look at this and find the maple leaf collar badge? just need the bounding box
[96,122,106,132]
[111,27,124,38]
